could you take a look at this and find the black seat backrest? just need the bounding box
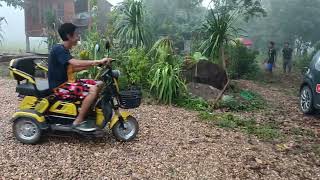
[11,57,36,82]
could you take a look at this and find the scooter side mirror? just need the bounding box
[95,44,100,52]
[105,41,111,50]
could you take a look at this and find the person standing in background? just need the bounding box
[266,41,277,73]
[282,42,293,73]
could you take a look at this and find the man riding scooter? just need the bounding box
[48,23,111,131]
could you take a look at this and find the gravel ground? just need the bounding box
[0,78,320,179]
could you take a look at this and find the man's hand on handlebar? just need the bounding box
[101,58,113,65]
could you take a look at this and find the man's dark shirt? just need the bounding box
[48,44,73,89]
[268,48,276,64]
[282,47,293,60]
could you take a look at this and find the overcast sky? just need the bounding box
[0,0,211,49]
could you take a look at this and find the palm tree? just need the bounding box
[0,17,7,45]
[200,9,241,69]
[115,0,149,48]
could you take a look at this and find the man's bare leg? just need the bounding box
[73,85,99,125]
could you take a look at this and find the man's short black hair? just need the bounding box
[58,23,77,41]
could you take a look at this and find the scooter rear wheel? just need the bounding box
[13,118,42,144]
[112,116,139,142]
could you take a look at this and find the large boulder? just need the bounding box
[183,60,228,90]
[187,82,221,102]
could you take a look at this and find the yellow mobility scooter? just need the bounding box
[9,48,141,144]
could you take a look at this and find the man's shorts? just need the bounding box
[54,79,100,100]
[265,63,273,72]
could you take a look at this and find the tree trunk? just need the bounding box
[26,35,30,52]
[220,46,226,70]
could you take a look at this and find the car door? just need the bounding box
[311,51,320,107]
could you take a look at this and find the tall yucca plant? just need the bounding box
[0,17,7,45]
[148,37,174,64]
[115,0,149,48]
[150,62,185,104]
[200,9,241,69]
[149,37,186,104]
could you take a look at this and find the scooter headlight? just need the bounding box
[112,70,121,78]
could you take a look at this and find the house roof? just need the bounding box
[104,0,114,6]
[237,37,253,46]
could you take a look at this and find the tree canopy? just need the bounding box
[0,0,24,8]
[245,0,320,50]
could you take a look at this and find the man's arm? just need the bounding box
[69,59,100,68]
[69,58,111,69]
[72,66,89,72]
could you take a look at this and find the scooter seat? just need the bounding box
[16,79,52,98]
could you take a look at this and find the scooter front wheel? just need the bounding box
[112,116,139,142]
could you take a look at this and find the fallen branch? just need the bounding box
[213,79,230,108]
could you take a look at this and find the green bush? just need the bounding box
[294,55,312,73]
[119,48,150,87]
[228,42,260,79]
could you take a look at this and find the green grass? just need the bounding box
[312,144,320,157]
[253,124,282,140]
[198,112,282,141]
[198,111,215,120]
[216,90,266,112]
[175,96,211,112]
[290,127,316,138]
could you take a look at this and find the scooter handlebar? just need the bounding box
[98,59,116,68]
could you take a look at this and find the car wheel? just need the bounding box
[300,86,315,114]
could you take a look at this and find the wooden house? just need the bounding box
[24,0,112,51]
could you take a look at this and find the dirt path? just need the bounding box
[0,77,320,179]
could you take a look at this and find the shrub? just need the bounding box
[227,42,260,79]
[294,55,312,73]
[119,48,150,87]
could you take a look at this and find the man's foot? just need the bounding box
[72,121,97,132]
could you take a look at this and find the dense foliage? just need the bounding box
[120,48,150,87]
[0,0,23,8]
[245,0,320,51]
[227,42,260,79]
